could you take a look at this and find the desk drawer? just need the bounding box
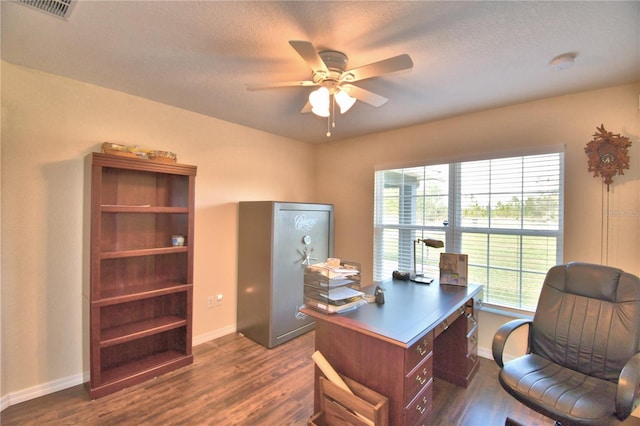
[404,379,433,426]
[413,405,433,426]
[467,324,478,354]
[404,352,433,405]
[406,332,433,371]
[434,307,466,339]
[466,313,478,332]
[466,324,479,372]
[466,345,478,372]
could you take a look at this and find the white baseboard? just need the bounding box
[478,345,521,364]
[0,394,10,411]
[478,346,492,360]
[0,325,237,411]
[192,324,236,346]
[1,371,88,410]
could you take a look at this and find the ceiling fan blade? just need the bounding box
[300,101,312,114]
[289,40,330,76]
[341,84,388,107]
[246,80,316,90]
[345,54,413,82]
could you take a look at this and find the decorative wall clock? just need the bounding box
[584,124,632,191]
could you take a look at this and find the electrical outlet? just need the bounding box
[216,293,223,306]
[207,296,214,309]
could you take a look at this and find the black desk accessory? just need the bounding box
[374,286,385,305]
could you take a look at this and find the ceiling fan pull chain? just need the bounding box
[326,114,331,137]
[326,94,334,137]
[332,95,336,128]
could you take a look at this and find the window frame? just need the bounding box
[373,149,564,313]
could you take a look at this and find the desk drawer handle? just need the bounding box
[441,319,449,331]
[415,395,428,414]
[416,338,429,356]
[467,313,477,325]
[417,344,427,356]
[415,367,429,385]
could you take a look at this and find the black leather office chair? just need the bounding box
[492,262,640,426]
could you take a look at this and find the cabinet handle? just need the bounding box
[467,313,477,325]
[415,396,428,414]
[415,367,429,385]
[442,319,449,331]
[417,345,426,356]
[416,338,429,356]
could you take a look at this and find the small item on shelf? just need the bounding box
[100,142,177,163]
[101,142,149,159]
[172,235,185,246]
[148,150,177,163]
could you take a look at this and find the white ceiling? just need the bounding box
[2,1,639,144]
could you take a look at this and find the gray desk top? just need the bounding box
[303,279,483,347]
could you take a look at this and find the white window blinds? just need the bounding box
[374,151,564,311]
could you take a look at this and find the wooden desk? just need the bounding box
[301,279,483,426]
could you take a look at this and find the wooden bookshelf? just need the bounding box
[84,153,196,399]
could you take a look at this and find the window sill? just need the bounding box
[479,303,534,320]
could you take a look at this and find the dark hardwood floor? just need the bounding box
[0,330,609,425]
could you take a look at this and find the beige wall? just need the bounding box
[0,62,316,401]
[1,60,638,405]
[314,82,640,356]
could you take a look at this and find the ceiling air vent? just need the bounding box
[18,0,73,18]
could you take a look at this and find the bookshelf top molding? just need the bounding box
[89,152,197,176]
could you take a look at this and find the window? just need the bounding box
[373,151,564,312]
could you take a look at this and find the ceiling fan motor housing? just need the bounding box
[314,50,353,91]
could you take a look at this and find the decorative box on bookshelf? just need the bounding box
[84,152,196,399]
[303,260,364,314]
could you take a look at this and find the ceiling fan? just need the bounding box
[247,40,413,136]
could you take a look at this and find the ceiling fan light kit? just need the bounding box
[309,86,356,117]
[334,90,356,114]
[309,87,330,117]
[247,40,413,137]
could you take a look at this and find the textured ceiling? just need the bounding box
[2,1,639,143]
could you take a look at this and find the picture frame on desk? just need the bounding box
[439,253,468,286]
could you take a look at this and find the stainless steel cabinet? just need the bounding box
[237,202,334,348]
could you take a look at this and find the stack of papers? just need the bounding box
[304,260,364,314]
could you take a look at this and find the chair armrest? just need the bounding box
[616,352,640,420]
[492,318,531,368]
